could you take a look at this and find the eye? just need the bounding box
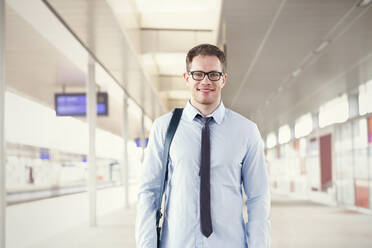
[193,72,204,78]
[209,72,220,78]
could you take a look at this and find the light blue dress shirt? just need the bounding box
[136,101,271,248]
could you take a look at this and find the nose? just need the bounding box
[200,75,212,85]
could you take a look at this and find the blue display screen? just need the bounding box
[40,148,50,160]
[135,138,149,147]
[55,92,108,116]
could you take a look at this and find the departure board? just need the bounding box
[54,92,108,116]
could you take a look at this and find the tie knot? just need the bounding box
[202,116,213,127]
[196,114,213,126]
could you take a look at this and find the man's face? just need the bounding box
[184,55,227,107]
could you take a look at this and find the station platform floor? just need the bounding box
[6,188,372,248]
[27,205,137,248]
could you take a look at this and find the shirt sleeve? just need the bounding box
[241,124,271,248]
[135,119,165,248]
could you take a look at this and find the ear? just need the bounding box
[184,72,191,88]
[183,72,189,80]
[220,73,227,89]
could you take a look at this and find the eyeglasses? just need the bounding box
[188,71,224,81]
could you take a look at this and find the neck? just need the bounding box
[190,98,221,116]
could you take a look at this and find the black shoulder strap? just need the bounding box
[156,108,183,228]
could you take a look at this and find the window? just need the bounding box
[295,113,312,138]
[358,79,372,115]
[278,125,291,144]
[299,138,307,157]
[319,94,349,128]
[266,132,277,149]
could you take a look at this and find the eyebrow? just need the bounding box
[190,70,222,73]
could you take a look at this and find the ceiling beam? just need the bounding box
[158,75,187,91]
[141,29,213,53]
[141,27,213,32]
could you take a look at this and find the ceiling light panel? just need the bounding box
[155,53,187,76]
[314,41,330,53]
[357,0,372,7]
[136,0,221,30]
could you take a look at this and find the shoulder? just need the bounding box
[225,108,263,143]
[147,111,174,147]
[225,108,258,131]
[150,111,174,139]
[154,111,173,128]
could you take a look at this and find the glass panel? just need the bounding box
[354,149,368,179]
[295,113,313,138]
[299,138,306,157]
[306,156,320,191]
[307,138,318,156]
[319,94,349,128]
[340,122,353,151]
[358,79,372,115]
[278,125,291,144]
[266,132,277,149]
[340,179,355,205]
[353,118,368,149]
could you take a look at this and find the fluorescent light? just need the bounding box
[314,41,330,53]
[291,68,302,78]
[357,0,372,7]
[155,53,187,75]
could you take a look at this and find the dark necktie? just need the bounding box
[199,116,213,237]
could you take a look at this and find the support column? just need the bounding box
[140,73,146,163]
[141,110,146,163]
[348,93,359,119]
[122,94,129,209]
[274,131,279,155]
[87,56,97,227]
[290,123,295,141]
[312,111,319,130]
[0,0,6,247]
[121,47,130,208]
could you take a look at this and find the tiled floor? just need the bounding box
[28,206,137,248]
[270,194,372,248]
[7,190,372,248]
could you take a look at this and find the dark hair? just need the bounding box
[186,44,226,72]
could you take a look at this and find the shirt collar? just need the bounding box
[183,100,226,124]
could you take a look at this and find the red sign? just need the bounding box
[355,179,369,209]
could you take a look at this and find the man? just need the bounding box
[136,44,270,248]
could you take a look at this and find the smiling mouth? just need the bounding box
[198,88,215,93]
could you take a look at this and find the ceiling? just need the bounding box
[4,0,372,141]
[4,0,222,139]
[5,0,154,139]
[6,0,221,137]
[219,0,372,136]
[133,0,222,109]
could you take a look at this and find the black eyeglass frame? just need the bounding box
[188,71,224,82]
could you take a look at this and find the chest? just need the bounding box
[169,121,247,177]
